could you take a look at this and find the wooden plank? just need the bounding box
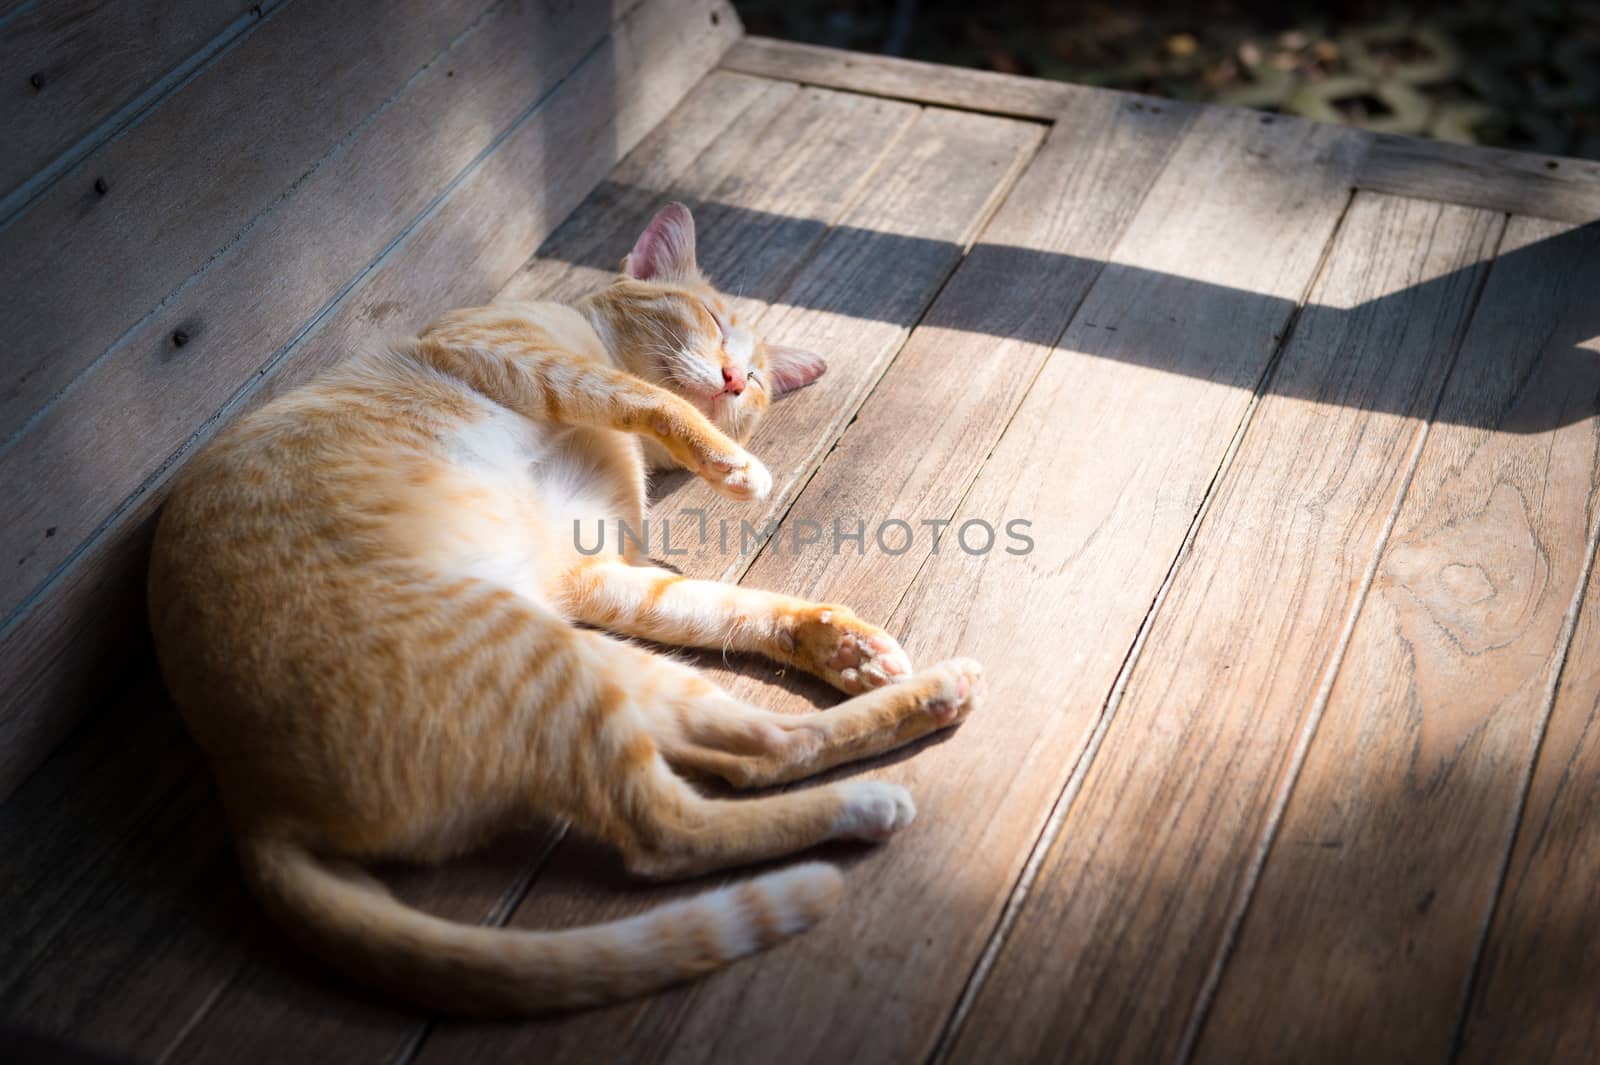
[1191,215,1600,1064]
[134,81,924,1065]
[0,0,742,801]
[734,92,1193,610]
[0,688,198,993]
[1359,133,1600,224]
[1459,526,1600,1063]
[491,81,807,308]
[496,82,923,313]
[0,0,272,210]
[413,104,1360,1065]
[0,0,504,443]
[948,194,1503,1065]
[721,35,1075,119]
[732,38,1600,227]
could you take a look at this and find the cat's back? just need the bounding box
[149,303,640,679]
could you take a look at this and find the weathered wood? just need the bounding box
[0,0,741,801]
[0,687,199,995]
[1359,133,1600,224]
[413,104,1359,1065]
[721,35,1075,120]
[729,37,1600,228]
[1190,215,1600,1064]
[737,92,1192,614]
[1459,528,1600,1064]
[497,83,923,315]
[0,0,510,443]
[951,193,1503,1065]
[492,79,806,307]
[0,0,272,212]
[129,80,926,1065]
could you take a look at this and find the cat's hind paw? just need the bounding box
[831,781,916,842]
[789,606,912,694]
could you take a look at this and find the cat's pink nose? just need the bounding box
[721,366,746,396]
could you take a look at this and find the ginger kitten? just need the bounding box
[148,203,984,1013]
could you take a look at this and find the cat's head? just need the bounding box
[587,203,826,443]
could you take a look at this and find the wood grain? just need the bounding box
[413,104,1358,1065]
[949,193,1503,1065]
[738,91,1193,617]
[0,0,271,211]
[499,82,922,312]
[1359,133,1600,224]
[0,0,741,801]
[1459,496,1600,1064]
[0,0,505,442]
[721,34,1076,119]
[1192,214,1600,1064]
[730,37,1600,227]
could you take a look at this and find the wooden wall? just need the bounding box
[0,0,742,799]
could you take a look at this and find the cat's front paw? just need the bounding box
[788,605,912,694]
[700,448,772,502]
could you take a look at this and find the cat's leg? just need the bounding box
[405,338,769,500]
[533,636,979,878]
[618,771,920,880]
[593,660,985,876]
[562,560,912,693]
[650,658,985,790]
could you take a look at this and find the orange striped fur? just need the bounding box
[148,204,985,1014]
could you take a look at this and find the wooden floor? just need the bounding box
[7,35,1600,1065]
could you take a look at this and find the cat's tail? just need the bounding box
[239,834,843,1014]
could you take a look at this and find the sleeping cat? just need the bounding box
[147,203,984,1013]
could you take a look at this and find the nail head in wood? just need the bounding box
[93,177,109,196]
[172,330,190,348]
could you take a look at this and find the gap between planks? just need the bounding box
[0,0,565,460]
[1171,210,1510,1064]
[0,0,645,636]
[927,186,1364,1065]
[1444,418,1600,1063]
[0,0,292,229]
[723,38,1600,226]
[729,118,1049,581]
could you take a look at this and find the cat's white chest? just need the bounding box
[434,400,635,605]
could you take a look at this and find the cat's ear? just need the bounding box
[761,342,827,395]
[621,202,698,282]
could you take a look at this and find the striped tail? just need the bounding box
[240,835,843,1014]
